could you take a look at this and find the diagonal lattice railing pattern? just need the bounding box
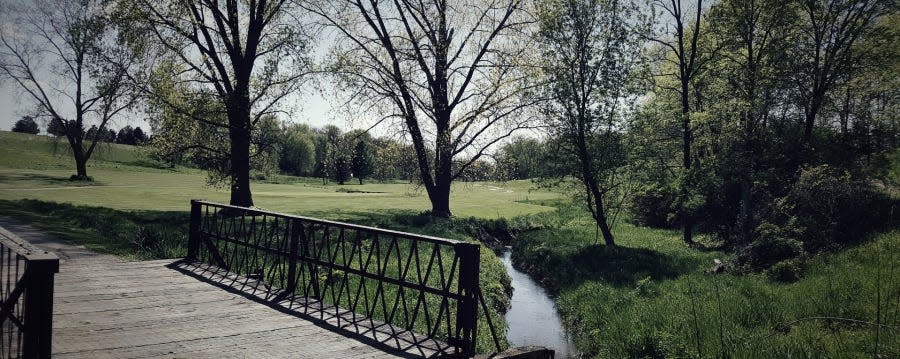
[186,200,483,357]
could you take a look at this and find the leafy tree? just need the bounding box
[305,0,538,217]
[650,0,718,245]
[334,156,351,185]
[120,0,312,206]
[710,0,794,242]
[0,0,139,180]
[351,140,375,185]
[11,116,39,134]
[537,0,649,246]
[279,124,315,177]
[790,0,890,145]
[497,137,545,180]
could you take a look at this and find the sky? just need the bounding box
[0,81,340,134]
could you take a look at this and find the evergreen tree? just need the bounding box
[12,116,39,134]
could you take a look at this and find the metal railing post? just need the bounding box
[286,219,301,294]
[455,242,480,357]
[22,254,59,359]
[188,199,202,260]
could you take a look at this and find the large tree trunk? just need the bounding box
[428,130,453,217]
[73,149,89,179]
[68,134,90,180]
[228,126,254,207]
[227,90,254,207]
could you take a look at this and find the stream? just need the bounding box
[500,250,577,358]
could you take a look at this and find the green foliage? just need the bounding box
[278,124,315,176]
[737,222,804,271]
[333,155,351,185]
[496,137,546,180]
[628,182,680,229]
[514,200,900,357]
[45,117,66,137]
[12,116,40,134]
[350,140,374,184]
[774,165,897,252]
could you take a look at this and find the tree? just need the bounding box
[11,116,39,134]
[791,0,889,145]
[351,140,374,184]
[304,0,538,217]
[47,117,66,137]
[0,0,138,180]
[651,0,718,245]
[711,0,794,242]
[334,156,351,185]
[132,127,147,144]
[117,125,135,145]
[279,123,316,176]
[497,137,545,180]
[121,0,312,206]
[537,0,649,246]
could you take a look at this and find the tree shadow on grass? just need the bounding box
[515,242,697,294]
[0,173,104,186]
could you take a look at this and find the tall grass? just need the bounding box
[513,201,899,358]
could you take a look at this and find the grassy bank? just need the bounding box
[513,201,899,357]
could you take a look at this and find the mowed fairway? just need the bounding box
[0,131,559,218]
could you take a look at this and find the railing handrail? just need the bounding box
[0,226,59,359]
[191,200,466,246]
[187,199,483,357]
[0,227,60,263]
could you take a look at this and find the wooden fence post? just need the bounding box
[22,254,59,359]
[455,242,480,357]
[188,199,202,260]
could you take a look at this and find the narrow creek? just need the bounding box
[500,250,577,358]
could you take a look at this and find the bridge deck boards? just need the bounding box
[52,257,406,358]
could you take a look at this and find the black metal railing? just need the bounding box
[0,227,59,359]
[183,200,487,357]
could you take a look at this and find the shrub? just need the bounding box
[766,259,804,283]
[738,223,803,270]
[628,183,679,228]
[776,165,897,252]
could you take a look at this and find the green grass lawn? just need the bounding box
[0,130,546,353]
[3,130,898,357]
[0,131,559,218]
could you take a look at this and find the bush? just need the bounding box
[776,165,897,252]
[736,222,803,272]
[628,183,679,228]
[766,259,804,283]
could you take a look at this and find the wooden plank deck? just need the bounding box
[0,218,424,359]
[52,256,412,359]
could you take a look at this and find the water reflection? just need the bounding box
[501,250,577,358]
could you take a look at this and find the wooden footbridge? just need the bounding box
[0,201,554,358]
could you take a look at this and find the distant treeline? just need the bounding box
[12,116,148,146]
